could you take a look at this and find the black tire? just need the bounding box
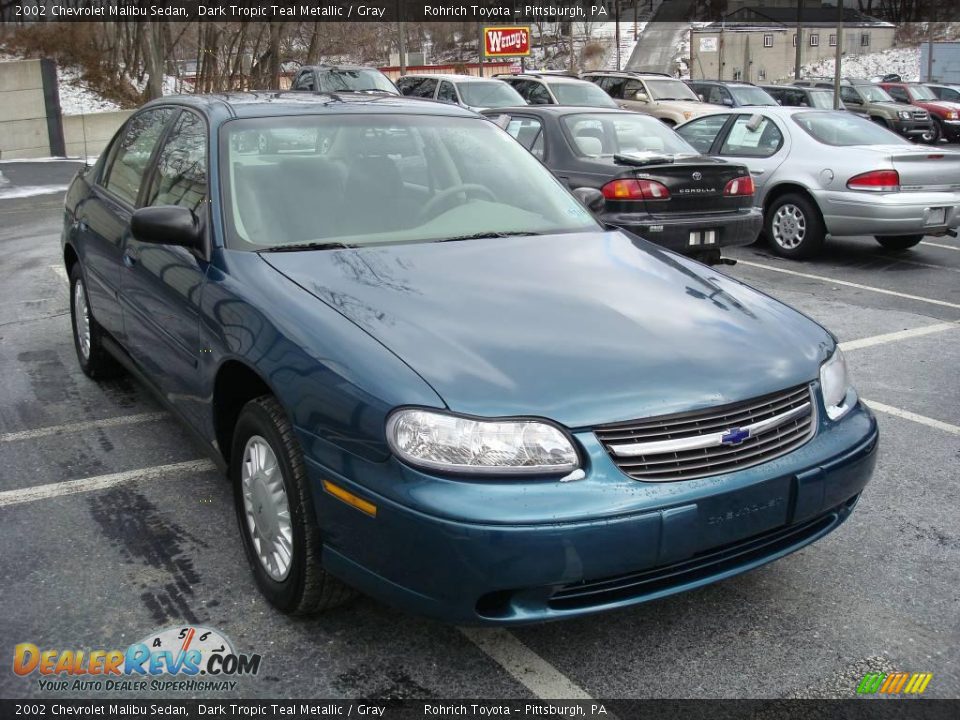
[764,193,825,259]
[924,120,942,145]
[69,263,122,380]
[875,235,924,251]
[231,395,355,615]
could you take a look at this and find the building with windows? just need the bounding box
[689,7,895,83]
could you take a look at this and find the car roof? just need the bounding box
[299,64,376,71]
[480,105,635,117]
[500,73,594,84]
[401,73,500,82]
[142,91,480,120]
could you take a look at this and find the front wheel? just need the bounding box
[231,395,355,615]
[923,121,942,144]
[69,263,122,380]
[765,193,825,259]
[875,235,924,251]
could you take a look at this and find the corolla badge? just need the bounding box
[721,427,751,445]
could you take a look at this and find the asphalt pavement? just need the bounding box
[0,159,958,701]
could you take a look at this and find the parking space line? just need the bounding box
[920,241,959,251]
[0,411,168,444]
[735,260,960,311]
[458,628,593,700]
[863,400,960,436]
[839,322,959,352]
[0,459,216,508]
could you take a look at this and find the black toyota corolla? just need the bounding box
[483,106,763,263]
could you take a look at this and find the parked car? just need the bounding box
[793,78,934,142]
[63,93,878,624]
[494,72,619,108]
[761,84,850,112]
[395,73,525,111]
[925,83,960,103]
[580,71,713,125]
[676,107,960,258]
[482,106,762,262]
[879,81,960,143]
[686,80,779,108]
[289,64,398,95]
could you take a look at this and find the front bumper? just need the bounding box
[601,207,763,253]
[820,189,960,237]
[892,118,933,138]
[305,402,878,624]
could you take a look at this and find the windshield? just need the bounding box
[220,115,599,250]
[792,111,910,146]
[908,85,937,101]
[561,112,699,157]
[645,79,700,101]
[318,69,397,94]
[857,85,895,102]
[458,81,525,108]
[728,86,778,106]
[549,82,619,107]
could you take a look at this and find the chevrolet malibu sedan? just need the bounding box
[63,92,878,623]
[677,106,960,258]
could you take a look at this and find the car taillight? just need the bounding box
[601,178,671,200]
[846,169,900,192]
[723,176,755,196]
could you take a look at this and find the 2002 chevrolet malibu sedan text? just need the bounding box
[62,92,878,624]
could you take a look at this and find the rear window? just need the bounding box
[728,86,778,106]
[318,69,397,94]
[561,112,697,157]
[458,81,525,108]
[548,82,618,108]
[792,112,910,146]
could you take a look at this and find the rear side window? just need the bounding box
[102,108,174,206]
[407,78,437,98]
[719,115,784,157]
[676,113,729,153]
[513,80,552,105]
[145,111,207,213]
[840,86,862,104]
[504,117,545,159]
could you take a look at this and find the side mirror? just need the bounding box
[572,187,605,214]
[721,97,734,107]
[633,91,649,102]
[131,205,203,250]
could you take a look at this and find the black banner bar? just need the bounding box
[3,0,960,23]
[1,700,959,720]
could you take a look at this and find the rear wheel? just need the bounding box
[875,235,924,251]
[69,263,122,380]
[231,395,355,615]
[765,193,825,259]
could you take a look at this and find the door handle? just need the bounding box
[122,249,137,268]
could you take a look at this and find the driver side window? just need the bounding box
[840,86,861,104]
[101,108,174,206]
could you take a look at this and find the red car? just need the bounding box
[880,82,960,143]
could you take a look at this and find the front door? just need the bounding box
[120,109,210,427]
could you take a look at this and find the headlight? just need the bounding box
[386,409,579,475]
[819,349,857,421]
[898,110,911,120]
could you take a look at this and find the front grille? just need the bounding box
[594,384,816,482]
[548,504,843,611]
[913,110,928,120]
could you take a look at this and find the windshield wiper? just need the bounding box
[438,231,540,243]
[257,241,356,253]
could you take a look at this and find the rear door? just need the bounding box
[77,107,175,338]
[713,113,788,194]
[120,109,209,424]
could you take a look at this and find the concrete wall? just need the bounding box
[63,111,133,159]
[690,26,896,83]
[0,59,62,159]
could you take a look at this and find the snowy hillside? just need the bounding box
[797,47,921,83]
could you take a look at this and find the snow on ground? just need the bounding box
[56,66,122,115]
[797,47,921,83]
[0,184,70,199]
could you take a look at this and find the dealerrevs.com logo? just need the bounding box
[13,626,262,692]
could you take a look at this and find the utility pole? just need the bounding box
[927,23,935,81]
[615,0,621,71]
[634,0,638,40]
[833,1,843,109]
[397,0,406,76]
[793,0,803,80]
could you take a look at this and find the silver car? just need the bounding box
[395,74,526,112]
[675,106,960,258]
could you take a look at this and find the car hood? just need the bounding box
[262,232,833,428]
